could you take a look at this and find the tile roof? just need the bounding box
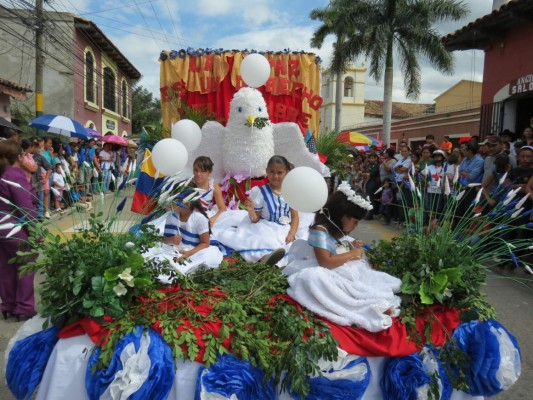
[0,77,32,100]
[443,0,533,51]
[364,100,434,119]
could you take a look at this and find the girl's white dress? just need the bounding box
[214,184,299,264]
[143,211,223,279]
[285,229,402,332]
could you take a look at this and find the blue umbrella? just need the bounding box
[29,114,89,139]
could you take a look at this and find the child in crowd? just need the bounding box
[284,182,402,332]
[144,189,223,280]
[191,156,227,225]
[379,178,394,224]
[215,155,298,266]
[51,163,66,215]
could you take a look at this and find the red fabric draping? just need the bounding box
[171,56,309,135]
[324,306,461,357]
[58,292,462,361]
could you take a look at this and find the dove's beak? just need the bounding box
[247,116,256,125]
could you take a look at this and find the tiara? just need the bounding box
[337,181,373,211]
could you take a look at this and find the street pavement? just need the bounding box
[1,192,531,399]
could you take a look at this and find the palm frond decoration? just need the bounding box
[315,130,353,172]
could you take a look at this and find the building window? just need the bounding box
[121,79,128,118]
[85,52,95,103]
[103,67,116,112]
[344,77,353,97]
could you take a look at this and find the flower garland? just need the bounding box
[337,181,373,211]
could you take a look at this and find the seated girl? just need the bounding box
[191,156,227,225]
[143,192,223,280]
[285,181,402,332]
[215,155,298,266]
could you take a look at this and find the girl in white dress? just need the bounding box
[215,156,298,265]
[144,194,223,279]
[285,182,402,332]
[191,156,227,225]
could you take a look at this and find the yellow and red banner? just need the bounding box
[159,50,322,136]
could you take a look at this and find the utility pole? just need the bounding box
[35,0,44,117]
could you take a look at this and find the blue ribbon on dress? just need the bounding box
[195,354,276,400]
[6,326,59,400]
[447,319,521,397]
[86,326,175,400]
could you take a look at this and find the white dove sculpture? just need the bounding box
[186,87,328,181]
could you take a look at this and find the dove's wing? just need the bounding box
[187,121,225,181]
[273,122,329,176]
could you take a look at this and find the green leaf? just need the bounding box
[419,281,434,305]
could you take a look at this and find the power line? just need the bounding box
[132,0,162,50]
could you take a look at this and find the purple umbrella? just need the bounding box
[86,128,102,138]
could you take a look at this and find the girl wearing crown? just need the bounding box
[284,182,402,332]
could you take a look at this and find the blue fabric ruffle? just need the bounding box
[381,353,431,399]
[86,326,175,400]
[6,326,59,400]
[448,319,521,397]
[298,357,371,400]
[195,354,276,400]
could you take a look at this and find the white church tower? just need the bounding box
[319,61,366,132]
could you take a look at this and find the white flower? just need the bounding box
[158,192,169,205]
[506,243,516,249]
[408,175,417,192]
[337,181,373,210]
[6,225,22,238]
[374,187,383,195]
[499,172,508,186]
[474,213,482,218]
[511,208,523,219]
[515,193,530,210]
[182,189,199,203]
[455,190,465,201]
[118,268,135,287]
[51,187,61,197]
[0,214,10,223]
[0,196,12,205]
[453,166,459,184]
[411,163,416,177]
[83,161,91,168]
[467,183,482,187]
[524,265,533,275]
[421,166,429,176]
[110,174,116,182]
[0,222,15,230]
[113,282,128,296]
[473,188,483,204]
[125,242,135,248]
[502,192,516,206]
[1,178,23,189]
[127,178,137,185]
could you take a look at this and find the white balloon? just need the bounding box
[171,119,202,151]
[281,167,328,213]
[151,138,188,176]
[240,54,271,88]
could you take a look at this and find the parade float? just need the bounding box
[4,51,526,399]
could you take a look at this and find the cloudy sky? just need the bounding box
[39,0,495,103]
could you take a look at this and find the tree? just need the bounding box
[131,85,161,135]
[310,3,355,134]
[329,0,468,146]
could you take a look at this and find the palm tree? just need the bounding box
[329,0,468,146]
[310,4,355,134]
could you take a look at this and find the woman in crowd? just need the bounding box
[0,141,38,320]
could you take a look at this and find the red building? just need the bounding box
[444,0,533,138]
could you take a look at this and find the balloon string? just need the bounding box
[319,208,356,249]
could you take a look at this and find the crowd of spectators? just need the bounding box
[1,129,135,219]
[332,131,533,239]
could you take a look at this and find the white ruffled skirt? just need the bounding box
[143,243,223,281]
[285,240,402,332]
